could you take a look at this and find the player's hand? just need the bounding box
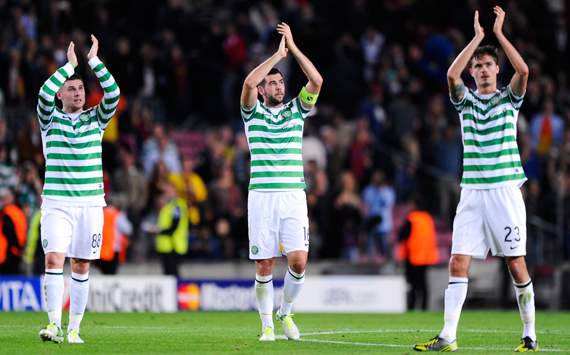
[276,35,288,59]
[277,22,297,51]
[493,6,505,35]
[87,34,99,60]
[67,42,78,68]
[474,10,485,39]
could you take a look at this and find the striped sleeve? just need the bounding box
[37,62,75,131]
[449,86,471,112]
[89,57,120,130]
[507,85,524,110]
[241,101,258,122]
[294,96,311,119]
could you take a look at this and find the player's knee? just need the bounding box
[506,256,527,277]
[71,259,91,274]
[449,256,469,276]
[45,253,65,269]
[289,261,306,274]
[255,260,273,275]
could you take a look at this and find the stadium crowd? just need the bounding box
[0,0,568,273]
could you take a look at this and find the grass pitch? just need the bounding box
[0,311,569,354]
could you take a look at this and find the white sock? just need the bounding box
[514,279,536,341]
[439,276,468,342]
[279,267,305,316]
[255,274,274,330]
[44,269,64,328]
[68,272,89,332]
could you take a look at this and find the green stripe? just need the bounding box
[103,82,118,94]
[47,128,100,138]
[38,106,52,117]
[45,177,103,185]
[462,173,526,184]
[47,140,100,149]
[49,76,63,87]
[57,68,70,79]
[38,95,54,107]
[464,136,516,147]
[98,103,116,115]
[249,183,306,189]
[104,96,120,104]
[94,63,105,72]
[463,148,520,159]
[248,137,302,144]
[46,165,102,172]
[42,85,55,96]
[248,125,303,133]
[249,111,303,126]
[467,90,501,105]
[51,117,74,127]
[467,97,511,115]
[43,189,104,197]
[463,161,522,172]
[462,110,514,124]
[251,171,304,178]
[251,160,304,167]
[99,72,111,82]
[251,148,302,155]
[463,123,515,136]
[47,152,102,160]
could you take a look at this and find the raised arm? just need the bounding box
[87,35,121,129]
[493,6,529,97]
[240,37,288,109]
[447,11,485,102]
[36,42,77,130]
[278,22,323,107]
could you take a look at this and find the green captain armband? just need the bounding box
[299,86,318,105]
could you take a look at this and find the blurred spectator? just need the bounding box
[333,171,363,261]
[362,169,396,262]
[530,98,565,157]
[142,123,182,176]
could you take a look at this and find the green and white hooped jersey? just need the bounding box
[241,96,311,191]
[37,57,120,205]
[451,85,527,189]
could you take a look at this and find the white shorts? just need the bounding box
[41,206,104,260]
[452,186,526,259]
[248,190,309,260]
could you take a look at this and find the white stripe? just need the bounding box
[248,142,303,149]
[44,183,102,190]
[463,168,525,178]
[463,141,519,153]
[47,146,102,154]
[250,176,304,184]
[463,155,521,166]
[45,171,103,179]
[44,80,59,93]
[250,166,304,173]
[52,70,67,84]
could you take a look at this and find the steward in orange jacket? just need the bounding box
[0,189,28,275]
[398,200,439,310]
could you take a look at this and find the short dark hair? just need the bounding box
[471,45,499,67]
[258,68,283,87]
[66,73,84,83]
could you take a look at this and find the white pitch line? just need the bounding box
[300,337,567,352]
